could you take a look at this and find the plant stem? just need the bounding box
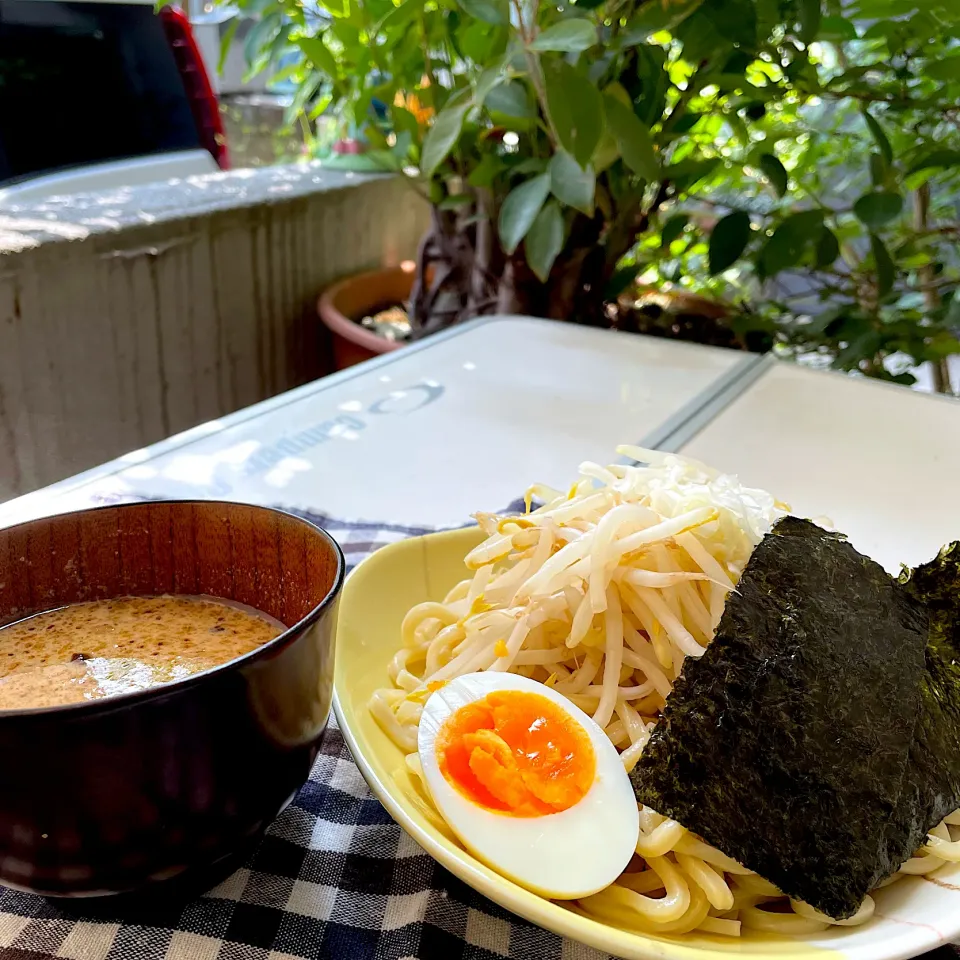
[932,361,953,395]
[298,112,312,147]
[418,13,439,110]
[510,0,562,149]
[914,182,954,395]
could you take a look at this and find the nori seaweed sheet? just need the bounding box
[631,517,930,920]
[902,541,960,655]
[900,543,960,842]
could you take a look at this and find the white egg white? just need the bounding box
[418,671,640,900]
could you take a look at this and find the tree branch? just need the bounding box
[510,0,562,149]
[914,182,955,395]
[418,12,439,110]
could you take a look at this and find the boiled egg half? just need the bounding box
[418,671,639,899]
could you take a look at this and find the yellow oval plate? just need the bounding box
[333,527,960,960]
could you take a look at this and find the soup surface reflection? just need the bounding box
[0,596,285,709]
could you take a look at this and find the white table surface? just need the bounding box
[0,317,756,529]
[678,360,960,573]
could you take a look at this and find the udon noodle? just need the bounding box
[371,447,959,937]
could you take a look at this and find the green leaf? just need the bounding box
[814,226,840,269]
[759,154,788,197]
[513,158,547,176]
[268,64,302,89]
[760,210,824,277]
[390,105,420,142]
[328,18,360,45]
[805,305,845,335]
[529,18,598,53]
[835,331,884,370]
[525,200,565,281]
[853,191,904,229]
[475,65,504,106]
[485,81,536,119]
[674,10,726,63]
[755,0,779,33]
[308,93,333,122]
[456,0,508,25]
[819,15,857,41]
[284,73,323,126]
[420,101,471,179]
[870,232,895,297]
[439,194,474,211]
[634,44,669,128]
[442,86,472,111]
[548,150,595,216]
[544,60,604,168]
[348,149,405,172]
[364,0,398,16]
[296,36,338,78]
[661,214,689,248]
[692,0,756,48]
[593,129,620,174]
[457,19,506,61]
[798,0,822,44]
[604,81,632,109]
[378,0,423,32]
[926,55,960,81]
[862,110,892,166]
[723,50,751,74]
[945,294,960,330]
[468,153,504,188]
[924,331,960,361]
[603,95,659,181]
[709,211,751,275]
[622,0,705,41]
[869,153,887,187]
[666,157,721,194]
[245,12,283,65]
[670,112,702,135]
[358,115,389,147]
[218,18,240,75]
[908,149,960,174]
[317,0,349,16]
[499,174,551,254]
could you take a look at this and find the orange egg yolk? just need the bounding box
[435,690,596,817]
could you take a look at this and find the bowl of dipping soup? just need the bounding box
[0,500,343,897]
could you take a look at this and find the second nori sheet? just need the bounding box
[902,541,960,655]
[900,542,960,842]
[631,517,929,920]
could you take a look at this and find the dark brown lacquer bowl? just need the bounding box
[0,501,343,898]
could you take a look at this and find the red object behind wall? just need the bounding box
[160,6,231,170]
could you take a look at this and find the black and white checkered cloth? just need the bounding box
[0,506,956,960]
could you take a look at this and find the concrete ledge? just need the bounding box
[0,164,429,499]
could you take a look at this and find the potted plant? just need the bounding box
[231,0,959,390]
[317,263,415,367]
[621,0,960,392]
[229,1,816,335]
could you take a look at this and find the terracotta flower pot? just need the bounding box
[626,286,731,321]
[318,264,415,370]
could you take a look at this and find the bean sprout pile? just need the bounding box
[371,447,960,937]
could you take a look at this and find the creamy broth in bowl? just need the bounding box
[0,596,285,709]
[0,499,344,897]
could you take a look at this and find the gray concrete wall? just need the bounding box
[0,165,429,501]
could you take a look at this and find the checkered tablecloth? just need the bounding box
[0,506,956,960]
